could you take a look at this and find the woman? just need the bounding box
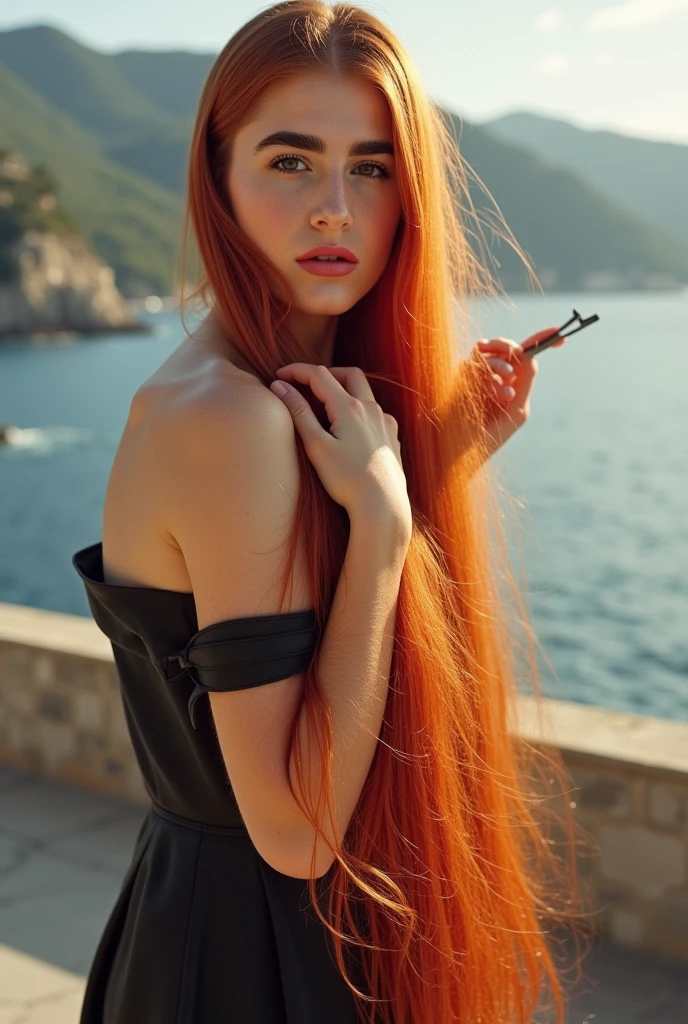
[73,2,579,1022]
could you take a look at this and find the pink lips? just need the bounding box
[295,245,358,277]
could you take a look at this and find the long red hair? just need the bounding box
[178,3,587,1021]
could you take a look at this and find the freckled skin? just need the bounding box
[226,72,403,357]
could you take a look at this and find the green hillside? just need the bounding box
[0,63,183,296]
[106,126,192,195]
[482,112,688,260]
[113,49,214,119]
[0,24,180,146]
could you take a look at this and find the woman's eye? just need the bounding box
[355,162,389,179]
[269,155,390,179]
[271,155,306,174]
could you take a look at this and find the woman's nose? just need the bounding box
[310,173,353,229]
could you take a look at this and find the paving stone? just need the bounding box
[0,941,84,1002]
[0,773,132,844]
[0,766,31,794]
[49,809,147,877]
[565,941,688,1023]
[0,852,120,975]
[20,987,86,1024]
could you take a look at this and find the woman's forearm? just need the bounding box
[289,510,410,874]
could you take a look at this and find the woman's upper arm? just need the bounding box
[161,387,317,872]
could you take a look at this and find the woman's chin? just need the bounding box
[291,289,363,317]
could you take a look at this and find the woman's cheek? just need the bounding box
[372,211,402,269]
[232,176,292,225]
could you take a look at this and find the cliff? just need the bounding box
[0,229,150,338]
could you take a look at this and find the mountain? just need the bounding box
[0,24,179,145]
[1,23,687,295]
[447,114,688,292]
[481,111,688,260]
[112,49,214,119]
[0,25,210,191]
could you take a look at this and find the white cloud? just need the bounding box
[536,52,572,74]
[586,0,688,32]
[535,10,563,31]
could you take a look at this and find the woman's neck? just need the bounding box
[201,307,339,370]
[286,308,339,367]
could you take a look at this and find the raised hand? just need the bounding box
[270,363,412,535]
[472,326,566,455]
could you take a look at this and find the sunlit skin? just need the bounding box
[226,69,566,460]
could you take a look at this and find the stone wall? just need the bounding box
[516,698,688,961]
[1,599,687,961]
[0,601,147,803]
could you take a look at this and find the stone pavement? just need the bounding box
[0,765,686,1024]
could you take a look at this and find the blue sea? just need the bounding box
[0,292,686,722]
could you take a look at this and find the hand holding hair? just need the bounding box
[270,363,412,535]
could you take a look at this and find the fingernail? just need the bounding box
[504,386,515,399]
[270,380,288,398]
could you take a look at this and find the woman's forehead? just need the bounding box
[242,71,393,136]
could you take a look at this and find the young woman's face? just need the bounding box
[226,71,402,317]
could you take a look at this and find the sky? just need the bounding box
[1,0,687,145]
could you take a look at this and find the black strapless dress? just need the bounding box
[72,541,362,1024]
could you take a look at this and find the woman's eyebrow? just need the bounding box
[253,130,394,156]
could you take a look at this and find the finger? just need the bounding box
[488,375,516,402]
[269,379,333,446]
[476,337,524,358]
[485,355,515,379]
[321,366,376,403]
[274,363,352,422]
[520,326,562,354]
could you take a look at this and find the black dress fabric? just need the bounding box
[72,541,363,1024]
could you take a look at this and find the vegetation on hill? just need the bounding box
[0,149,81,282]
[0,63,183,297]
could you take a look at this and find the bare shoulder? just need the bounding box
[156,367,310,630]
[170,361,291,447]
[159,363,298,505]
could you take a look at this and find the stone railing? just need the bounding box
[0,600,147,803]
[1,600,687,961]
